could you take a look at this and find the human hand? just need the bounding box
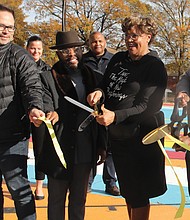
[179,135,190,146]
[87,90,102,106]
[177,92,190,107]
[29,108,45,127]
[46,111,59,125]
[96,148,107,165]
[96,105,115,126]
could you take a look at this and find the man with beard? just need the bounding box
[37,30,106,220]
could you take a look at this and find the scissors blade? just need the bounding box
[78,101,101,132]
[78,113,96,132]
[64,96,94,113]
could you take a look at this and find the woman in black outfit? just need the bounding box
[87,15,168,220]
[26,36,51,200]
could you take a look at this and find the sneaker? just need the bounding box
[105,186,120,196]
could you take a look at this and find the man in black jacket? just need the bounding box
[0,4,45,220]
[38,30,106,220]
[175,68,190,196]
[83,31,120,196]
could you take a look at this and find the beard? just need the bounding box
[59,48,83,70]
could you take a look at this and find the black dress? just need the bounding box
[100,51,168,207]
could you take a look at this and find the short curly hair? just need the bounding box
[122,15,158,44]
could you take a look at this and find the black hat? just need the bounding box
[50,30,84,50]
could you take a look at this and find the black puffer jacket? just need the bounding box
[0,42,43,144]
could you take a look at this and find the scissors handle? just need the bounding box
[94,101,102,116]
[170,97,188,152]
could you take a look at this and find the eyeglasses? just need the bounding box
[57,47,81,55]
[0,24,15,32]
[125,33,140,41]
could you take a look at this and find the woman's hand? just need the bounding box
[87,90,102,106]
[96,105,115,126]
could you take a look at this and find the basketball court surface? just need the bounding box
[3,104,190,219]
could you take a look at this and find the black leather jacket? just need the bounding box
[0,42,43,144]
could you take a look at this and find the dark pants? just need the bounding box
[31,124,45,180]
[47,163,91,220]
[0,140,36,220]
[102,149,117,187]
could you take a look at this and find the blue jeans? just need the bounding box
[0,139,36,220]
[88,149,117,188]
[102,150,117,188]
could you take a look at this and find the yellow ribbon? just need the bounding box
[143,124,190,219]
[38,117,67,169]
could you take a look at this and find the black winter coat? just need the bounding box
[0,42,43,144]
[38,61,106,179]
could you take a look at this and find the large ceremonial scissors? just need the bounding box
[64,96,101,131]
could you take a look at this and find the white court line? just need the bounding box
[165,166,188,186]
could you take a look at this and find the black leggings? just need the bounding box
[31,124,46,180]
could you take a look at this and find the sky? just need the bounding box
[24,9,36,23]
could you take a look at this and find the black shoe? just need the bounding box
[105,186,120,196]
[34,190,45,200]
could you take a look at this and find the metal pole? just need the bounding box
[62,0,66,31]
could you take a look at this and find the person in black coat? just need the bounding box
[83,31,120,196]
[0,4,45,219]
[87,16,167,220]
[37,30,107,220]
[175,68,190,196]
[26,35,51,200]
